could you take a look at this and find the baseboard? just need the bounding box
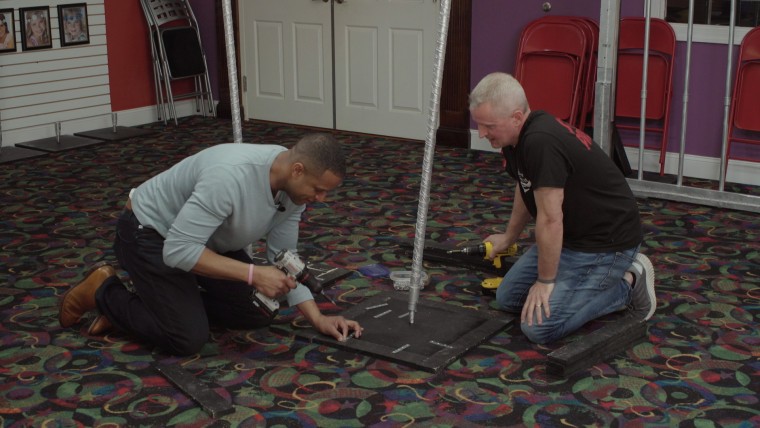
[469,130,760,187]
[1,100,209,147]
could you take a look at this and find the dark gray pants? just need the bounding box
[96,209,271,355]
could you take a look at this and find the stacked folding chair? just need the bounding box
[514,16,598,130]
[577,18,599,131]
[614,17,676,176]
[140,0,216,125]
[724,26,760,180]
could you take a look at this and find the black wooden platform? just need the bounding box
[274,292,514,373]
[75,126,157,142]
[16,135,104,152]
[0,146,47,164]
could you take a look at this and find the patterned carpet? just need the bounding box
[1,116,759,427]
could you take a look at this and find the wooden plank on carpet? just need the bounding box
[156,363,235,418]
[546,311,648,378]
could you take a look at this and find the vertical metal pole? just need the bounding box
[676,0,695,186]
[637,0,652,180]
[593,0,621,154]
[222,0,243,144]
[223,0,248,258]
[112,113,118,133]
[408,0,451,325]
[718,0,737,191]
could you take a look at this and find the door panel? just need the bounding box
[242,0,332,128]
[334,0,438,139]
[346,27,378,108]
[392,29,424,112]
[295,24,328,103]
[254,21,284,98]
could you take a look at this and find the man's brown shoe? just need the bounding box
[59,263,116,328]
[87,315,113,336]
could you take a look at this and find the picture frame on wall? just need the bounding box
[0,8,16,53]
[58,3,89,47]
[20,6,52,51]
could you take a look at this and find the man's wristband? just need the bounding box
[536,277,555,285]
[247,263,255,286]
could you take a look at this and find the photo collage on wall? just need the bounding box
[1,3,89,54]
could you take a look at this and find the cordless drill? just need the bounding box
[250,249,326,317]
[273,249,323,294]
[447,241,518,269]
[448,242,518,295]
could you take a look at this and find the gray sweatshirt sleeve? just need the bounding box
[162,170,232,271]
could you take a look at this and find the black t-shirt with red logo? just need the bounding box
[502,110,642,252]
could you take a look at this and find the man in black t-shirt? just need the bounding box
[467,72,656,344]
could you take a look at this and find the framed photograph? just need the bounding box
[58,3,89,47]
[20,6,52,51]
[0,9,16,53]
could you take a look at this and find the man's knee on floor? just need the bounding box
[229,317,272,330]
[164,328,209,356]
[495,287,522,314]
[520,322,558,345]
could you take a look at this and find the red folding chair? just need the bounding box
[534,16,599,130]
[614,17,676,175]
[725,26,760,179]
[577,18,599,131]
[515,17,588,127]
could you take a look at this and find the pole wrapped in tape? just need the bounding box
[221,0,243,144]
[408,0,452,324]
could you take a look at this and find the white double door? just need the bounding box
[239,0,439,140]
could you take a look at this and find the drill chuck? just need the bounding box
[458,244,488,256]
[273,249,323,294]
[448,242,517,270]
[448,243,490,257]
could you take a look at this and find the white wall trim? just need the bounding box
[1,100,199,147]
[649,0,751,45]
[469,130,760,187]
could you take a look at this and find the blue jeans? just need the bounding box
[495,244,639,344]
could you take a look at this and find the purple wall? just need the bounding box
[470,0,604,85]
[188,0,219,97]
[471,1,735,158]
[666,42,737,158]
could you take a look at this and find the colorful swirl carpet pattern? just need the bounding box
[1,117,759,427]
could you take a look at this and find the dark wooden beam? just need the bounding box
[546,311,648,377]
[437,0,472,148]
